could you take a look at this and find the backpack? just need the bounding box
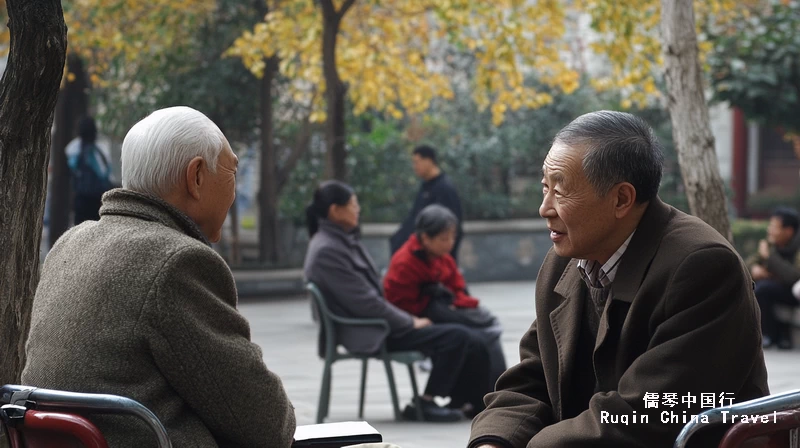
[73,142,113,197]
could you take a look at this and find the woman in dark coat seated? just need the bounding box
[383,204,506,387]
[303,181,493,421]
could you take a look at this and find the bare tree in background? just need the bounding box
[661,0,732,240]
[0,0,68,384]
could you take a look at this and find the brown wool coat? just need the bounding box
[22,189,296,447]
[469,197,769,448]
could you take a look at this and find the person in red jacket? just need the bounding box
[384,204,506,396]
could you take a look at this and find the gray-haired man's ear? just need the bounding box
[185,156,205,200]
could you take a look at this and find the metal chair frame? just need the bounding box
[674,389,800,448]
[0,385,171,448]
[717,409,800,448]
[307,282,425,423]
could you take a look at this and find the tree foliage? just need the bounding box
[61,0,215,88]
[227,0,749,124]
[583,0,743,107]
[227,0,580,127]
[708,0,800,134]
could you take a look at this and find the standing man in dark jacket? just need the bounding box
[390,145,464,260]
[749,206,800,349]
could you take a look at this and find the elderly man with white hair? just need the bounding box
[23,106,296,447]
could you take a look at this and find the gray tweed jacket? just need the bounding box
[22,189,296,447]
[303,219,414,355]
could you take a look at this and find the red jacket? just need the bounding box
[383,234,479,316]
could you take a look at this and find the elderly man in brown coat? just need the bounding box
[469,111,769,448]
[23,106,296,447]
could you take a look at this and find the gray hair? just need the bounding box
[415,204,458,239]
[554,110,664,203]
[121,106,227,197]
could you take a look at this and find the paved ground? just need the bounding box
[240,281,800,448]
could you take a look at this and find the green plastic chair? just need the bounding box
[306,282,425,423]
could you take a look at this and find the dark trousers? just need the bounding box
[386,323,491,409]
[755,279,797,342]
[74,194,102,225]
[421,303,507,389]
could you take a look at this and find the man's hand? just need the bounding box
[751,264,770,281]
[413,316,433,329]
[759,239,770,259]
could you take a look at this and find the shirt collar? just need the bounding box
[577,231,636,288]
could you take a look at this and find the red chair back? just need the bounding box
[3,408,108,448]
[1,385,170,448]
[717,409,800,448]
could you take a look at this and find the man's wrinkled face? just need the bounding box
[202,144,238,243]
[539,141,617,262]
[767,216,795,248]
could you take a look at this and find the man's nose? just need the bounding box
[539,193,555,218]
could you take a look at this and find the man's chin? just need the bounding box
[551,243,572,258]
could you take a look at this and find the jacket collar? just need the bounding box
[612,196,673,303]
[406,234,431,261]
[776,228,800,258]
[99,188,211,246]
[318,218,362,247]
[422,171,446,188]
[553,196,672,304]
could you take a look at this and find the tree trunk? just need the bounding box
[49,54,89,248]
[0,0,67,385]
[321,0,350,181]
[660,0,731,241]
[259,56,281,264]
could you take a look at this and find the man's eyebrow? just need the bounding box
[540,167,565,184]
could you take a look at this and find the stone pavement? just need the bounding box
[239,282,800,448]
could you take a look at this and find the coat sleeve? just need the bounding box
[469,319,554,448]
[526,247,767,447]
[441,256,479,308]
[142,246,296,448]
[765,249,800,286]
[313,247,415,333]
[383,261,425,314]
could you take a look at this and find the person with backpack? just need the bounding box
[67,116,115,225]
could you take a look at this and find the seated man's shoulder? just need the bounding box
[659,211,739,262]
[117,219,222,263]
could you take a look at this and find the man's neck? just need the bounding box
[423,167,441,182]
[591,204,648,264]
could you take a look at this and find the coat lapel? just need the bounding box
[550,259,585,420]
[592,197,673,385]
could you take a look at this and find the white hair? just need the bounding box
[121,106,227,197]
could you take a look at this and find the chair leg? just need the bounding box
[359,358,368,419]
[317,360,333,424]
[382,357,403,420]
[407,363,425,422]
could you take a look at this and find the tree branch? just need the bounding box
[319,0,336,20]
[277,112,314,194]
[340,0,357,17]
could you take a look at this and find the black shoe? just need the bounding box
[762,336,774,349]
[777,339,793,350]
[402,399,463,422]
